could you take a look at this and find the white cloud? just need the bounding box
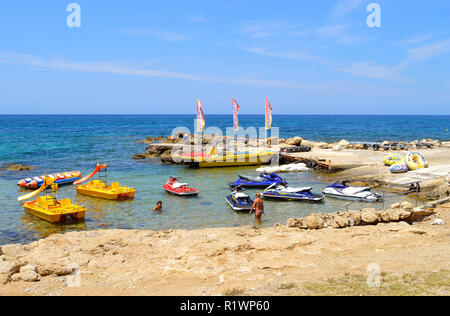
[315,24,365,44]
[241,47,330,65]
[331,0,364,18]
[336,61,407,82]
[122,28,192,42]
[0,52,326,91]
[406,39,450,62]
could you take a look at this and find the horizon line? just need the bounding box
[1,113,449,116]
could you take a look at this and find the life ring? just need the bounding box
[405,152,427,170]
[384,154,405,166]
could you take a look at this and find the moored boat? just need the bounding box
[176,149,276,168]
[74,163,136,200]
[163,177,199,196]
[225,186,254,211]
[323,181,382,202]
[229,173,285,188]
[18,177,86,223]
[262,184,324,202]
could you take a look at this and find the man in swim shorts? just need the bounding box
[250,193,264,221]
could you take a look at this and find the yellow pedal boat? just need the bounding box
[22,196,86,223]
[176,149,276,168]
[76,180,136,200]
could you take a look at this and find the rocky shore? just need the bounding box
[1,201,448,296]
[133,134,449,164]
[287,201,438,230]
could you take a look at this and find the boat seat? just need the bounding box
[172,183,188,189]
[111,182,120,189]
[60,198,72,208]
[283,187,312,193]
[239,175,265,182]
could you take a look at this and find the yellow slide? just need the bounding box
[18,177,55,202]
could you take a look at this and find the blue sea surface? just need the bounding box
[0,115,448,245]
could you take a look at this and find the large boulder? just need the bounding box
[338,139,350,147]
[361,208,379,224]
[0,259,20,275]
[379,210,390,223]
[400,201,414,210]
[301,140,313,148]
[287,218,301,228]
[306,215,319,230]
[387,209,401,222]
[332,215,349,228]
[349,211,362,226]
[11,265,40,282]
[1,244,27,258]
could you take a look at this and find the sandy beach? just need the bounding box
[0,201,448,296]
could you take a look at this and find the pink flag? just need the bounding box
[265,98,273,130]
[197,98,205,132]
[232,98,240,131]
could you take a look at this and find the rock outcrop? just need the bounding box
[287,202,436,230]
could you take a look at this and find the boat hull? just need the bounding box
[225,195,253,211]
[178,151,275,168]
[23,197,86,223]
[76,187,136,200]
[76,181,136,200]
[262,192,324,202]
[323,192,380,203]
[164,188,199,196]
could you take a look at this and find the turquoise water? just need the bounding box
[1,115,448,245]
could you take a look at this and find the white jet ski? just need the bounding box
[323,181,382,203]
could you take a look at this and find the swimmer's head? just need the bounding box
[256,193,261,198]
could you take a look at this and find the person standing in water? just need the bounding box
[249,193,264,221]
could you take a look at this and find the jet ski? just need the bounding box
[323,181,382,203]
[163,177,199,196]
[229,173,285,188]
[262,183,324,202]
[225,186,255,211]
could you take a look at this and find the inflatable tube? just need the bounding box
[390,163,409,174]
[405,152,427,170]
[384,154,405,166]
[18,171,81,189]
[18,177,55,202]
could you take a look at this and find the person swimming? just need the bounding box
[152,201,163,211]
[249,193,264,221]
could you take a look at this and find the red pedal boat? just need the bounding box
[163,177,199,196]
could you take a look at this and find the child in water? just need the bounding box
[152,201,163,211]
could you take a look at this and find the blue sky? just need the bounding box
[0,0,449,114]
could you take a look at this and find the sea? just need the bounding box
[1,115,449,245]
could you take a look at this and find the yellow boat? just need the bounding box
[18,178,86,224]
[177,149,276,168]
[76,180,136,200]
[22,196,86,223]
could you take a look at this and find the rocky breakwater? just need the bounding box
[287,201,436,230]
